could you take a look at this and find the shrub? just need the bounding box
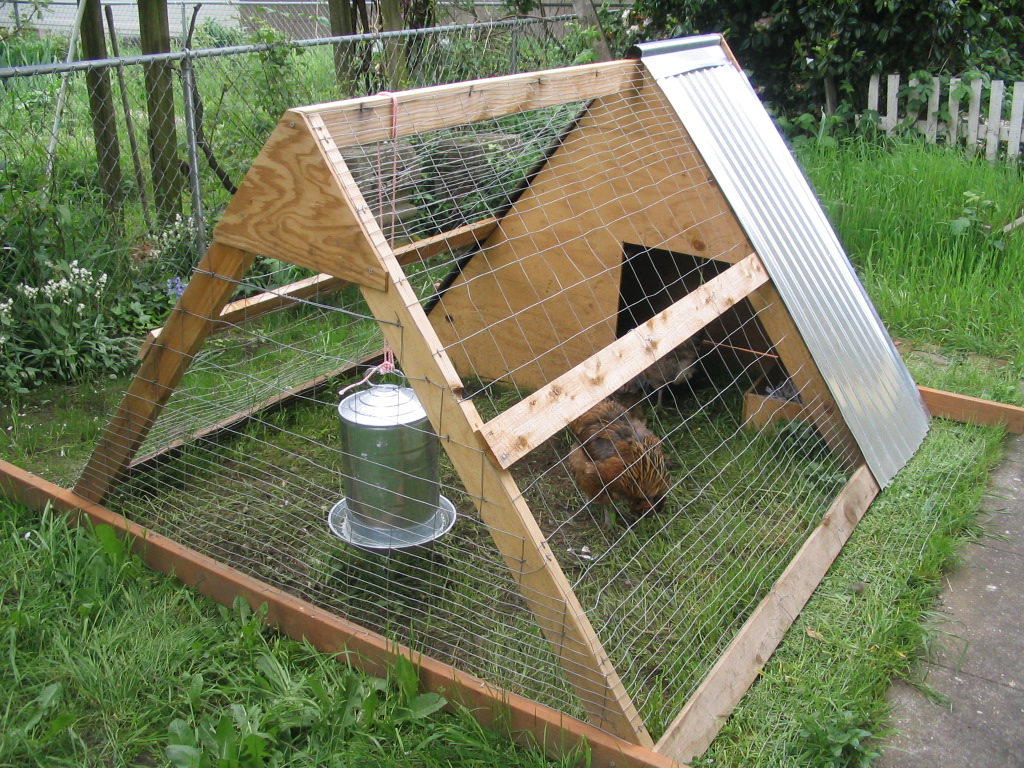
[0,259,130,393]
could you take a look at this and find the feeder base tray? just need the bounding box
[327,496,456,550]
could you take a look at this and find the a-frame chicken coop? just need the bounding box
[6,33,1022,768]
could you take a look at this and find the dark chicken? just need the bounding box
[567,399,670,526]
[616,336,703,412]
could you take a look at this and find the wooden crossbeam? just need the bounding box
[391,216,499,263]
[481,252,770,469]
[137,216,497,360]
[294,59,642,148]
[137,272,349,359]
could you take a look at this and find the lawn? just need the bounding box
[2,129,1023,767]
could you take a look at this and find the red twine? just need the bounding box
[338,347,399,400]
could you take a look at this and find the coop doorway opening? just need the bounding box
[616,243,780,405]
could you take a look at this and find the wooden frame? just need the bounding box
[33,51,1023,768]
[1,460,678,768]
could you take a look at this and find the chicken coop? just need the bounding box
[9,33,1024,768]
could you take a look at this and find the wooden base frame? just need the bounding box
[2,385,1019,765]
[0,460,679,768]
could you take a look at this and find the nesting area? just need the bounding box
[59,35,935,763]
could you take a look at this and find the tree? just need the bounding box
[619,0,1024,115]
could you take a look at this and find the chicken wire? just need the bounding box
[0,13,582,352]
[75,71,869,738]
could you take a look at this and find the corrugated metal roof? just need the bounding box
[637,35,930,487]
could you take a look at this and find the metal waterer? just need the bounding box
[328,383,455,549]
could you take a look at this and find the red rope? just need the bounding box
[338,347,399,399]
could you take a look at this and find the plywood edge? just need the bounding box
[293,59,643,148]
[919,386,1024,434]
[0,460,683,768]
[654,464,880,763]
[482,252,770,468]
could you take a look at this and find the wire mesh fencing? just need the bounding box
[0,11,586,391]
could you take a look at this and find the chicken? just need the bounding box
[616,336,703,412]
[567,399,670,526]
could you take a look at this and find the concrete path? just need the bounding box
[877,432,1024,768]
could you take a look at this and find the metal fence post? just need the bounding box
[510,25,519,73]
[181,46,208,257]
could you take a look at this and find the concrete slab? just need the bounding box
[928,544,1024,687]
[980,434,1024,557]
[878,430,1024,768]
[879,666,1024,768]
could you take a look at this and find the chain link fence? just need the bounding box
[0,7,590,391]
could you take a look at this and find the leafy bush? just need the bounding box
[0,259,129,392]
[792,709,886,768]
[609,0,1024,117]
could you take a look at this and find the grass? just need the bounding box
[797,137,1024,363]
[0,499,586,767]
[694,417,1005,767]
[1,133,1022,767]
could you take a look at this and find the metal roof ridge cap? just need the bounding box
[630,34,729,79]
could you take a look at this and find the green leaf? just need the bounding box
[393,692,447,722]
[392,654,420,702]
[165,744,204,768]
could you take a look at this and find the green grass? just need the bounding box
[0,499,585,767]
[695,417,1005,767]
[797,137,1024,363]
[2,131,1022,767]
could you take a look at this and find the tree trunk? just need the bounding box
[80,0,124,215]
[570,0,612,62]
[824,75,838,116]
[327,0,355,86]
[379,0,407,90]
[138,0,182,224]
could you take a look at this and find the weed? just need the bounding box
[0,500,584,767]
[0,258,130,392]
[792,709,886,767]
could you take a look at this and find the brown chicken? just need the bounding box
[567,399,670,526]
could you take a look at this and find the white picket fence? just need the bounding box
[867,74,1024,161]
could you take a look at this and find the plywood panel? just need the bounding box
[431,70,753,390]
[214,114,387,290]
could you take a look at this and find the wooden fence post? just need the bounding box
[138,0,182,225]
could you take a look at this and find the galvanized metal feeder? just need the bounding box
[328,382,456,549]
